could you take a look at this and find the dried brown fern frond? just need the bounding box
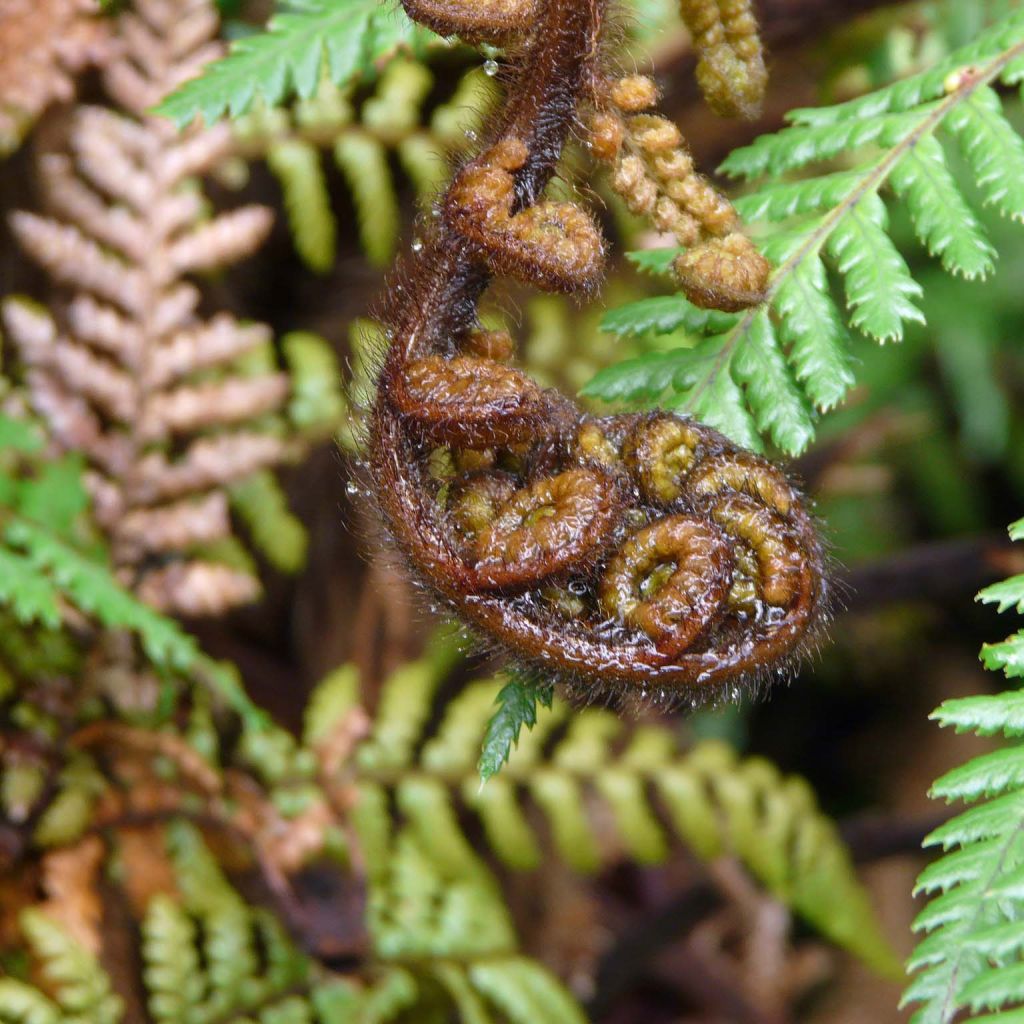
[35,836,104,955]
[3,0,303,617]
[0,0,109,153]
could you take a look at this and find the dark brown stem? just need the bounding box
[841,536,1019,613]
[841,808,955,862]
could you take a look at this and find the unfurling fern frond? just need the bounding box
[904,516,1024,1024]
[591,12,1024,455]
[157,0,446,128]
[311,654,900,976]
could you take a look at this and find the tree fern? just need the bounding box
[589,11,1024,454]
[904,516,1024,1023]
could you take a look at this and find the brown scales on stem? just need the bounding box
[369,0,827,700]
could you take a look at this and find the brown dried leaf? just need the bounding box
[0,0,109,151]
[136,561,262,616]
[132,433,295,503]
[37,835,104,955]
[117,492,232,557]
[5,0,301,620]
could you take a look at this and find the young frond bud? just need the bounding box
[679,0,768,120]
[653,198,701,243]
[673,232,770,311]
[599,516,733,656]
[629,115,682,154]
[392,355,548,447]
[587,111,625,163]
[447,140,605,292]
[664,176,738,235]
[472,468,624,589]
[400,0,538,45]
[609,74,659,112]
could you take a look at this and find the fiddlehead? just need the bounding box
[679,0,768,120]
[369,0,827,704]
[585,68,770,311]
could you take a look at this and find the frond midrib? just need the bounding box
[683,35,1024,416]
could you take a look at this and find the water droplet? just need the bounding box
[465,130,478,142]
[411,239,424,253]
[345,480,360,497]
[483,59,499,77]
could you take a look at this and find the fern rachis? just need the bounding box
[592,14,1024,456]
[905,517,1024,1023]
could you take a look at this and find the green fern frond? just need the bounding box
[369,829,516,959]
[0,415,268,726]
[20,911,123,1024]
[904,517,1024,1023]
[979,520,1024,682]
[362,58,435,141]
[144,827,310,1024]
[12,819,584,1024]
[283,330,346,439]
[355,631,465,774]
[234,63,488,271]
[478,670,554,783]
[157,1,445,128]
[334,130,402,267]
[591,12,1024,454]
[365,825,587,1023]
[31,757,106,848]
[303,663,361,746]
[0,516,220,704]
[0,516,260,725]
[267,138,337,272]
[329,662,900,976]
[0,981,63,1024]
[230,470,309,573]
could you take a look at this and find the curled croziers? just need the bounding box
[369,0,827,701]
